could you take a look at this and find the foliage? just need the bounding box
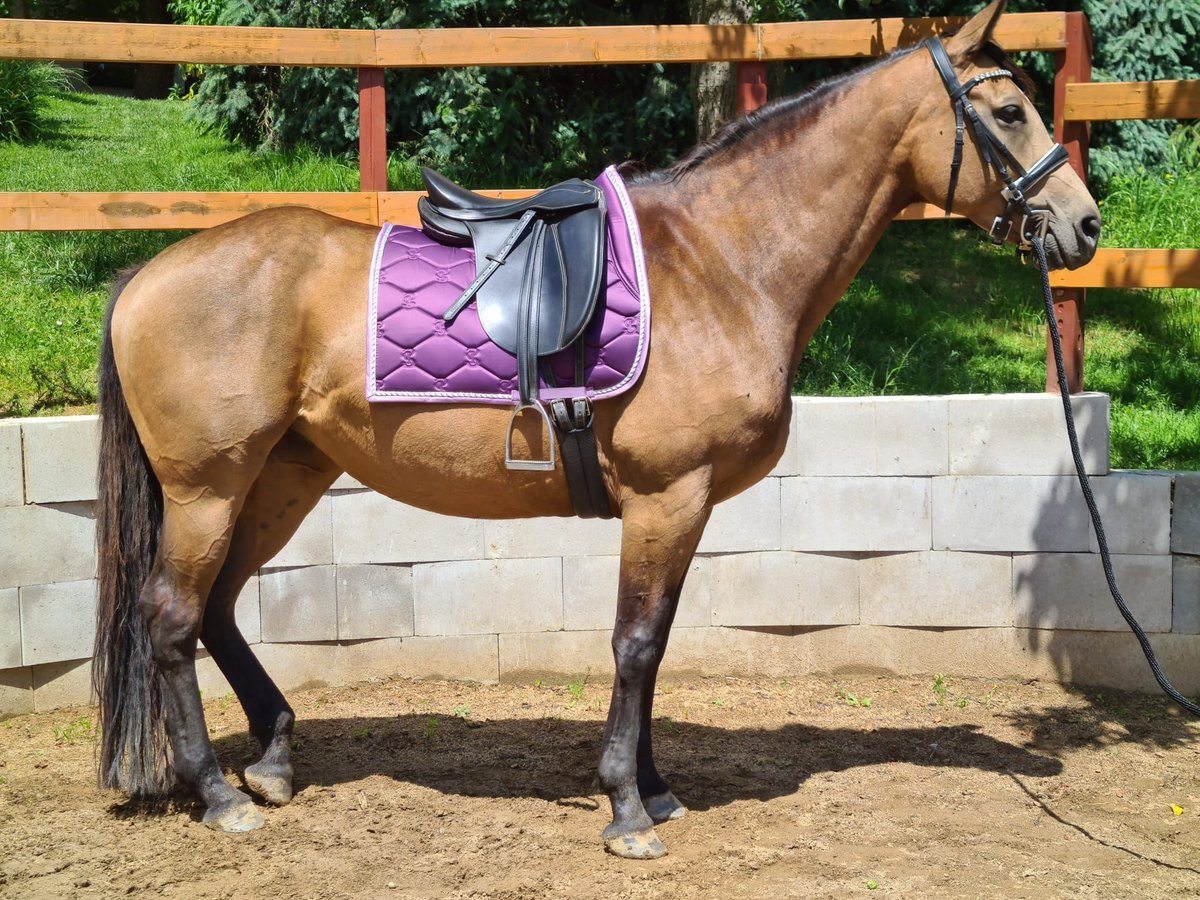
[166,0,222,25]
[1083,0,1200,190]
[188,0,693,185]
[0,60,70,141]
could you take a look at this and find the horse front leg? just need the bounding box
[598,473,710,859]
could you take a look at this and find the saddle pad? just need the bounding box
[368,166,650,405]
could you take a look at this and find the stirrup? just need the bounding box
[504,401,558,471]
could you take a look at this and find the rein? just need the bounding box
[928,36,1200,717]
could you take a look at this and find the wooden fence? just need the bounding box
[1,12,1197,391]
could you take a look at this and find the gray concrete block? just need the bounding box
[792,397,877,476]
[0,502,96,589]
[498,630,613,682]
[699,478,782,553]
[265,495,333,567]
[1012,629,1200,694]
[1171,474,1200,555]
[767,402,801,478]
[0,587,20,669]
[234,576,261,645]
[1013,553,1172,632]
[32,658,92,711]
[19,580,96,666]
[331,472,365,491]
[332,492,486,564]
[21,416,101,504]
[782,476,931,552]
[561,555,711,631]
[0,666,34,717]
[708,551,858,627]
[1172,556,1200,635]
[1087,471,1171,555]
[948,392,1109,476]
[485,515,621,559]
[874,396,949,477]
[806,624,1041,682]
[414,557,562,636]
[932,476,1091,552]
[859,551,1013,627]
[259,566,337,643]
[336,564,414,640]
[667,626,812,678]
[253,633,500,687]
[0,420,23,507]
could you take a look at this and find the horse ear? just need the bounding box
[945,0,1009,65]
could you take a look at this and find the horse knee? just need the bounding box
[612,626,664,680]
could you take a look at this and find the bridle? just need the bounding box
[924,36,1070,251]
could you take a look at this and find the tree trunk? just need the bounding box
[11,0,30,17]
[689,0,751,142]
[133,0,175,99]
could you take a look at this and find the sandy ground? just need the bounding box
[2,671,1199,899]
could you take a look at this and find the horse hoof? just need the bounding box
[603,828,668,860]
[643,791,687,824]
[202,800,264,833]
[244,761,294,806]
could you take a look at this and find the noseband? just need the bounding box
[925,37,1070,250]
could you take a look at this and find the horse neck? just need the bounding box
[634,53,926,372]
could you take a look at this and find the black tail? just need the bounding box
[93,266,172,796]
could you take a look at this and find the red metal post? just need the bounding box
[736,61,768,115]
[358,67,388,193]
[1047,12,1092,394]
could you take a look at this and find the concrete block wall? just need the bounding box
[3,393,1199,716]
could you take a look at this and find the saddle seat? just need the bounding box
[421,167,603,219]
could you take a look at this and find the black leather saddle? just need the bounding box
[417,168,608,473]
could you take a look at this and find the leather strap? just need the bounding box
[550,398,613,519]
[516,220,548,406]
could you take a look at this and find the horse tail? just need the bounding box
[93,265,172,796]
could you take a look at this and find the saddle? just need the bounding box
[417,168,608,478]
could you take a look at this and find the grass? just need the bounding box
[0,90,1198,469]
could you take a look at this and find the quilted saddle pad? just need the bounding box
[367,166,650,405]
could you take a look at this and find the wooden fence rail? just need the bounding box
[1,12,1197,391]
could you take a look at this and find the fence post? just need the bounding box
[358,68,388,193]
[736,61,768,115]
[1047,11,1092,394]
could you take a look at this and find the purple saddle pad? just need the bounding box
[368,166,650,405]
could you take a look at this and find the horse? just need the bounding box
[92,0,1099,859]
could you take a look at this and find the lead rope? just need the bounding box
[1031,232,1200,716]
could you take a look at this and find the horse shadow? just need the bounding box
[206,712,1064,810]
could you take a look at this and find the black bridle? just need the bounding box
[925,36,1070,250]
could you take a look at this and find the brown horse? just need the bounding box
[93,0,1099,859]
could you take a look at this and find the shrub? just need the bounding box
[0,61,70,142]
[187,0,693,186]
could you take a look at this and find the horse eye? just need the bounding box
[996,105,1025,125]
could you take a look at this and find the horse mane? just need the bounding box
[624,37,1034,186]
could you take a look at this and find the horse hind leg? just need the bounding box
[138,491,266,832]
[200,431,341,807]
[598,473,711,859]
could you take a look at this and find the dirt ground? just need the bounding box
[2,671,1199,899]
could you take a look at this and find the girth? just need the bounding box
[417,168,612,518]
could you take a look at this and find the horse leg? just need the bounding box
[200,431,341,807]
[141,493,264,832]
[598,475,710,859]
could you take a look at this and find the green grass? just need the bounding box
[0,91,1198,469]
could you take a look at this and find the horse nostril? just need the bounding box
[1081,215,1102,241]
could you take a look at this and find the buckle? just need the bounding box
[549,397,593,434]
[504,401,557,471]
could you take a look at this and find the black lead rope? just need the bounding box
[1031,233,1200,717]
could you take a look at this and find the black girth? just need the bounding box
[924,37,1070,249]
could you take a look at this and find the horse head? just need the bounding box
[908,0,1101,270]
